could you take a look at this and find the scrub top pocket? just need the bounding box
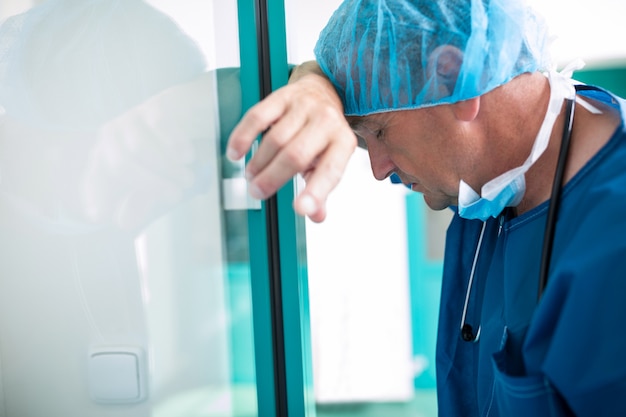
[490,338,574,417]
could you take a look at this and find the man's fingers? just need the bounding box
[294,132,356,218]
[248,121,356,219]
[226,91,289,161]
[244,103,309,179]
[246,117,348,199]
[296,193,327,223]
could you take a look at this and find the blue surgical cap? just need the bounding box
[314,0,553,116]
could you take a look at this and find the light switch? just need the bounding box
[88,346,147,404]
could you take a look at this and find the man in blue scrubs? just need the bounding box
[227,0,626,415]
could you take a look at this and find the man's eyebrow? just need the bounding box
[347,116,382,133]
[346,118,372,149]
[347,117,366,131]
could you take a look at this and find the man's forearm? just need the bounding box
[288,60,327,83]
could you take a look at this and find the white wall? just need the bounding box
[528,0,626,66]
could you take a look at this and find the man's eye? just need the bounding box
[376,130,384,140]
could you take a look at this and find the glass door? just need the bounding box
[0,0,310,416]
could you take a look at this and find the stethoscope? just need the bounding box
[460,98,576,343]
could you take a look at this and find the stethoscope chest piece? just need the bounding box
[461,323,480,342]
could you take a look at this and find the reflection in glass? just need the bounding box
[0,1,256,416]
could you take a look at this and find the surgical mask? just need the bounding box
[457,60,598,221]
[458,175,525,221]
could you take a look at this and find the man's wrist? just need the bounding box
[288,60,326,83]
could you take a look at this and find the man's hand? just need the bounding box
[226,62,356,222]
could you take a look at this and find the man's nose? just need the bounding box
[367,145,395,181]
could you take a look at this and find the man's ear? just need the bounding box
[427,45,479,121]
[427,45,463,97]
[451,96,480,122]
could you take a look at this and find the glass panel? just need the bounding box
[284,2,443,416]
[0,1,257,416]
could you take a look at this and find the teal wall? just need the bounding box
[575,62,626,98]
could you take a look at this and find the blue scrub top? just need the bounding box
[436,86,626,417]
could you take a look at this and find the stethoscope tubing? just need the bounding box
[460,97,576,342]
[538,98,576,300]
[460,221,486,342]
